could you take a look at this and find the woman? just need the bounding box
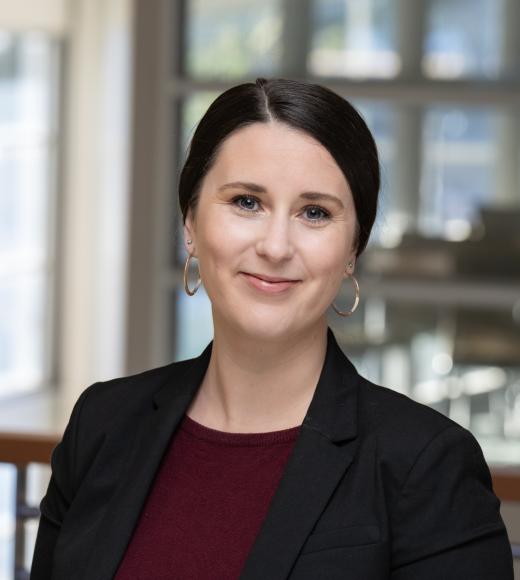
[31,78,513,579]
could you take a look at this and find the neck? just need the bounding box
[187,318,329,433]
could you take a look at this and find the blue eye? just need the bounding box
[233,195,260,212]
[303,206,331,223]
[231,195,331,224]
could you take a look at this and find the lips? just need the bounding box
[240,272,300,294]
[246,273,298,283]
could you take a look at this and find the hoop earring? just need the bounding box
[332,274,360,317]
[184,254,201,296]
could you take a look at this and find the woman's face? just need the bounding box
[184,121,357,341]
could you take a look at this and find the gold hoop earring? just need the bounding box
[184,254,201,296]
[332,274,360,316]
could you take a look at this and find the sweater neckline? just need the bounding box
[180,413,302,446]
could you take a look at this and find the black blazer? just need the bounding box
[31,328,514,579]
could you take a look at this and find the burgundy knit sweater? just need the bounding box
[114,413,301,579]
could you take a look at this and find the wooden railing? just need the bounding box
[492,467,520,503]
[0,431,59,580]
[1,431,519,577]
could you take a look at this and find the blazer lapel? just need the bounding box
[240,328,360,580]
[83,342,213,580]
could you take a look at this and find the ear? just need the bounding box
[183,208,197,255]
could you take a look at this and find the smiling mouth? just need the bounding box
[245,272,299,283]
[240,272,300,294]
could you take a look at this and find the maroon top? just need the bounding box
[114,413,301,580]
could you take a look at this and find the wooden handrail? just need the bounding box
[0,431,59,465]
[491,468,520,503]
[0,431,60,578]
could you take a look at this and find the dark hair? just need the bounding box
[179,78,380,256]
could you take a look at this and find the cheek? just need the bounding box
[199,232,227,277]
[318,253,346,293]
[202,201,261,245]
[196,212,251,275]
[299,248,345,307]
[302,229,350,275]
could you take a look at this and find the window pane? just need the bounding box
[0,32,58,396]
[185,0,283,79]
[310,0,398,78]
[423,0,503,79]
[420,106,498,238]
[0,146,51,257]
[0,274,47,396]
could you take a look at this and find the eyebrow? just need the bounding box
[218,181,345,209]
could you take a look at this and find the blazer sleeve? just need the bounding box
[30,386,94,580]
[390,424,514,579]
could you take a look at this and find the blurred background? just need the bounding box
[0,0,519,577]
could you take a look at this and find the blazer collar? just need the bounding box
[83,326,360,580]
[301,326,358,442]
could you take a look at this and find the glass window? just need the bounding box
[420,106,497,238]
[185,0,284,78]
[423,0,503,79]
[310,0,398,78]
[0,32,59,396]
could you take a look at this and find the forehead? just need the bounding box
[205,121,351,197]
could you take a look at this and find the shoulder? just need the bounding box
[81,357,193,408]
[358,375,458,436]
[355,374,484,482]
[67,357,195,443]
[355,379,511,574]
[52,357,198,486]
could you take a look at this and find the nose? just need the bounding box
[255,214,295,262]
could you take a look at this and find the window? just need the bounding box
[420,106,498,238]
[0,32,61,397]
[310,0,398,78]
[424,0,503,79]
[185,0,284,78]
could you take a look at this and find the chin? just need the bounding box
[229,311,297,341]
